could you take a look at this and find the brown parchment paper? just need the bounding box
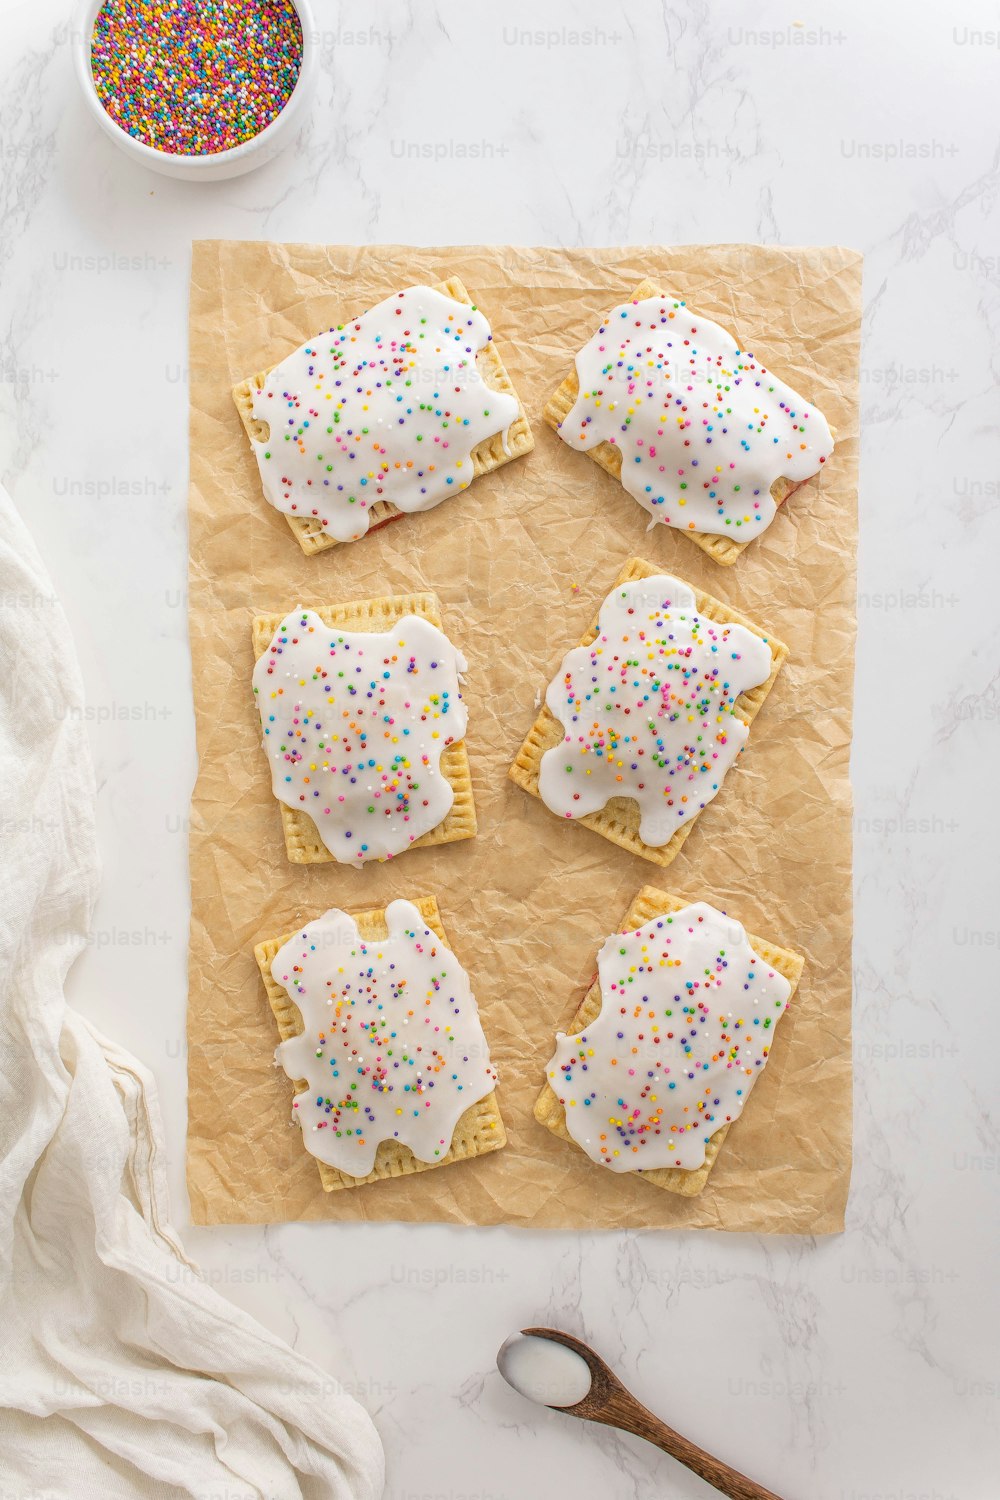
[186,241,861,1233]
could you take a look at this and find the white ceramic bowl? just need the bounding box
[73,0,316,181]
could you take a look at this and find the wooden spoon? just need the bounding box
[506,1327,786,1500]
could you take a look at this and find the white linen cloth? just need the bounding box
[0,483,385,1500]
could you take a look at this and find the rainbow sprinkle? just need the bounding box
[90,0,303,156]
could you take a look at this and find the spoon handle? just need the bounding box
[594,1388,785,1500]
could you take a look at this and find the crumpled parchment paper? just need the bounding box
[186,241,861,1233]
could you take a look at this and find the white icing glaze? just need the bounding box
[558,294,833,538]
[253,607,468,864]
[249,284,520,541]
[497,1334,592,1409]
[546,901,792,1173]
[537,575,772,846]
[271,900,497,1177]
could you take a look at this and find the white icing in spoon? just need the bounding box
[253,608,468,864]
[546,901,792,1172]
[497,1334,592,1408]
[271,900,497,1177]
[249,284,520,542]
[558,294,833,538]
[537,575,772,846]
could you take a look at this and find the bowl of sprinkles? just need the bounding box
[75,0,315,179]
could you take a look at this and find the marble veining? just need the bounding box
[1,1,996,1496]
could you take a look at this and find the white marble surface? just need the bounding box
[2,1,998,1496]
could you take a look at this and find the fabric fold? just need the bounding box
[0,482,384,1500]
